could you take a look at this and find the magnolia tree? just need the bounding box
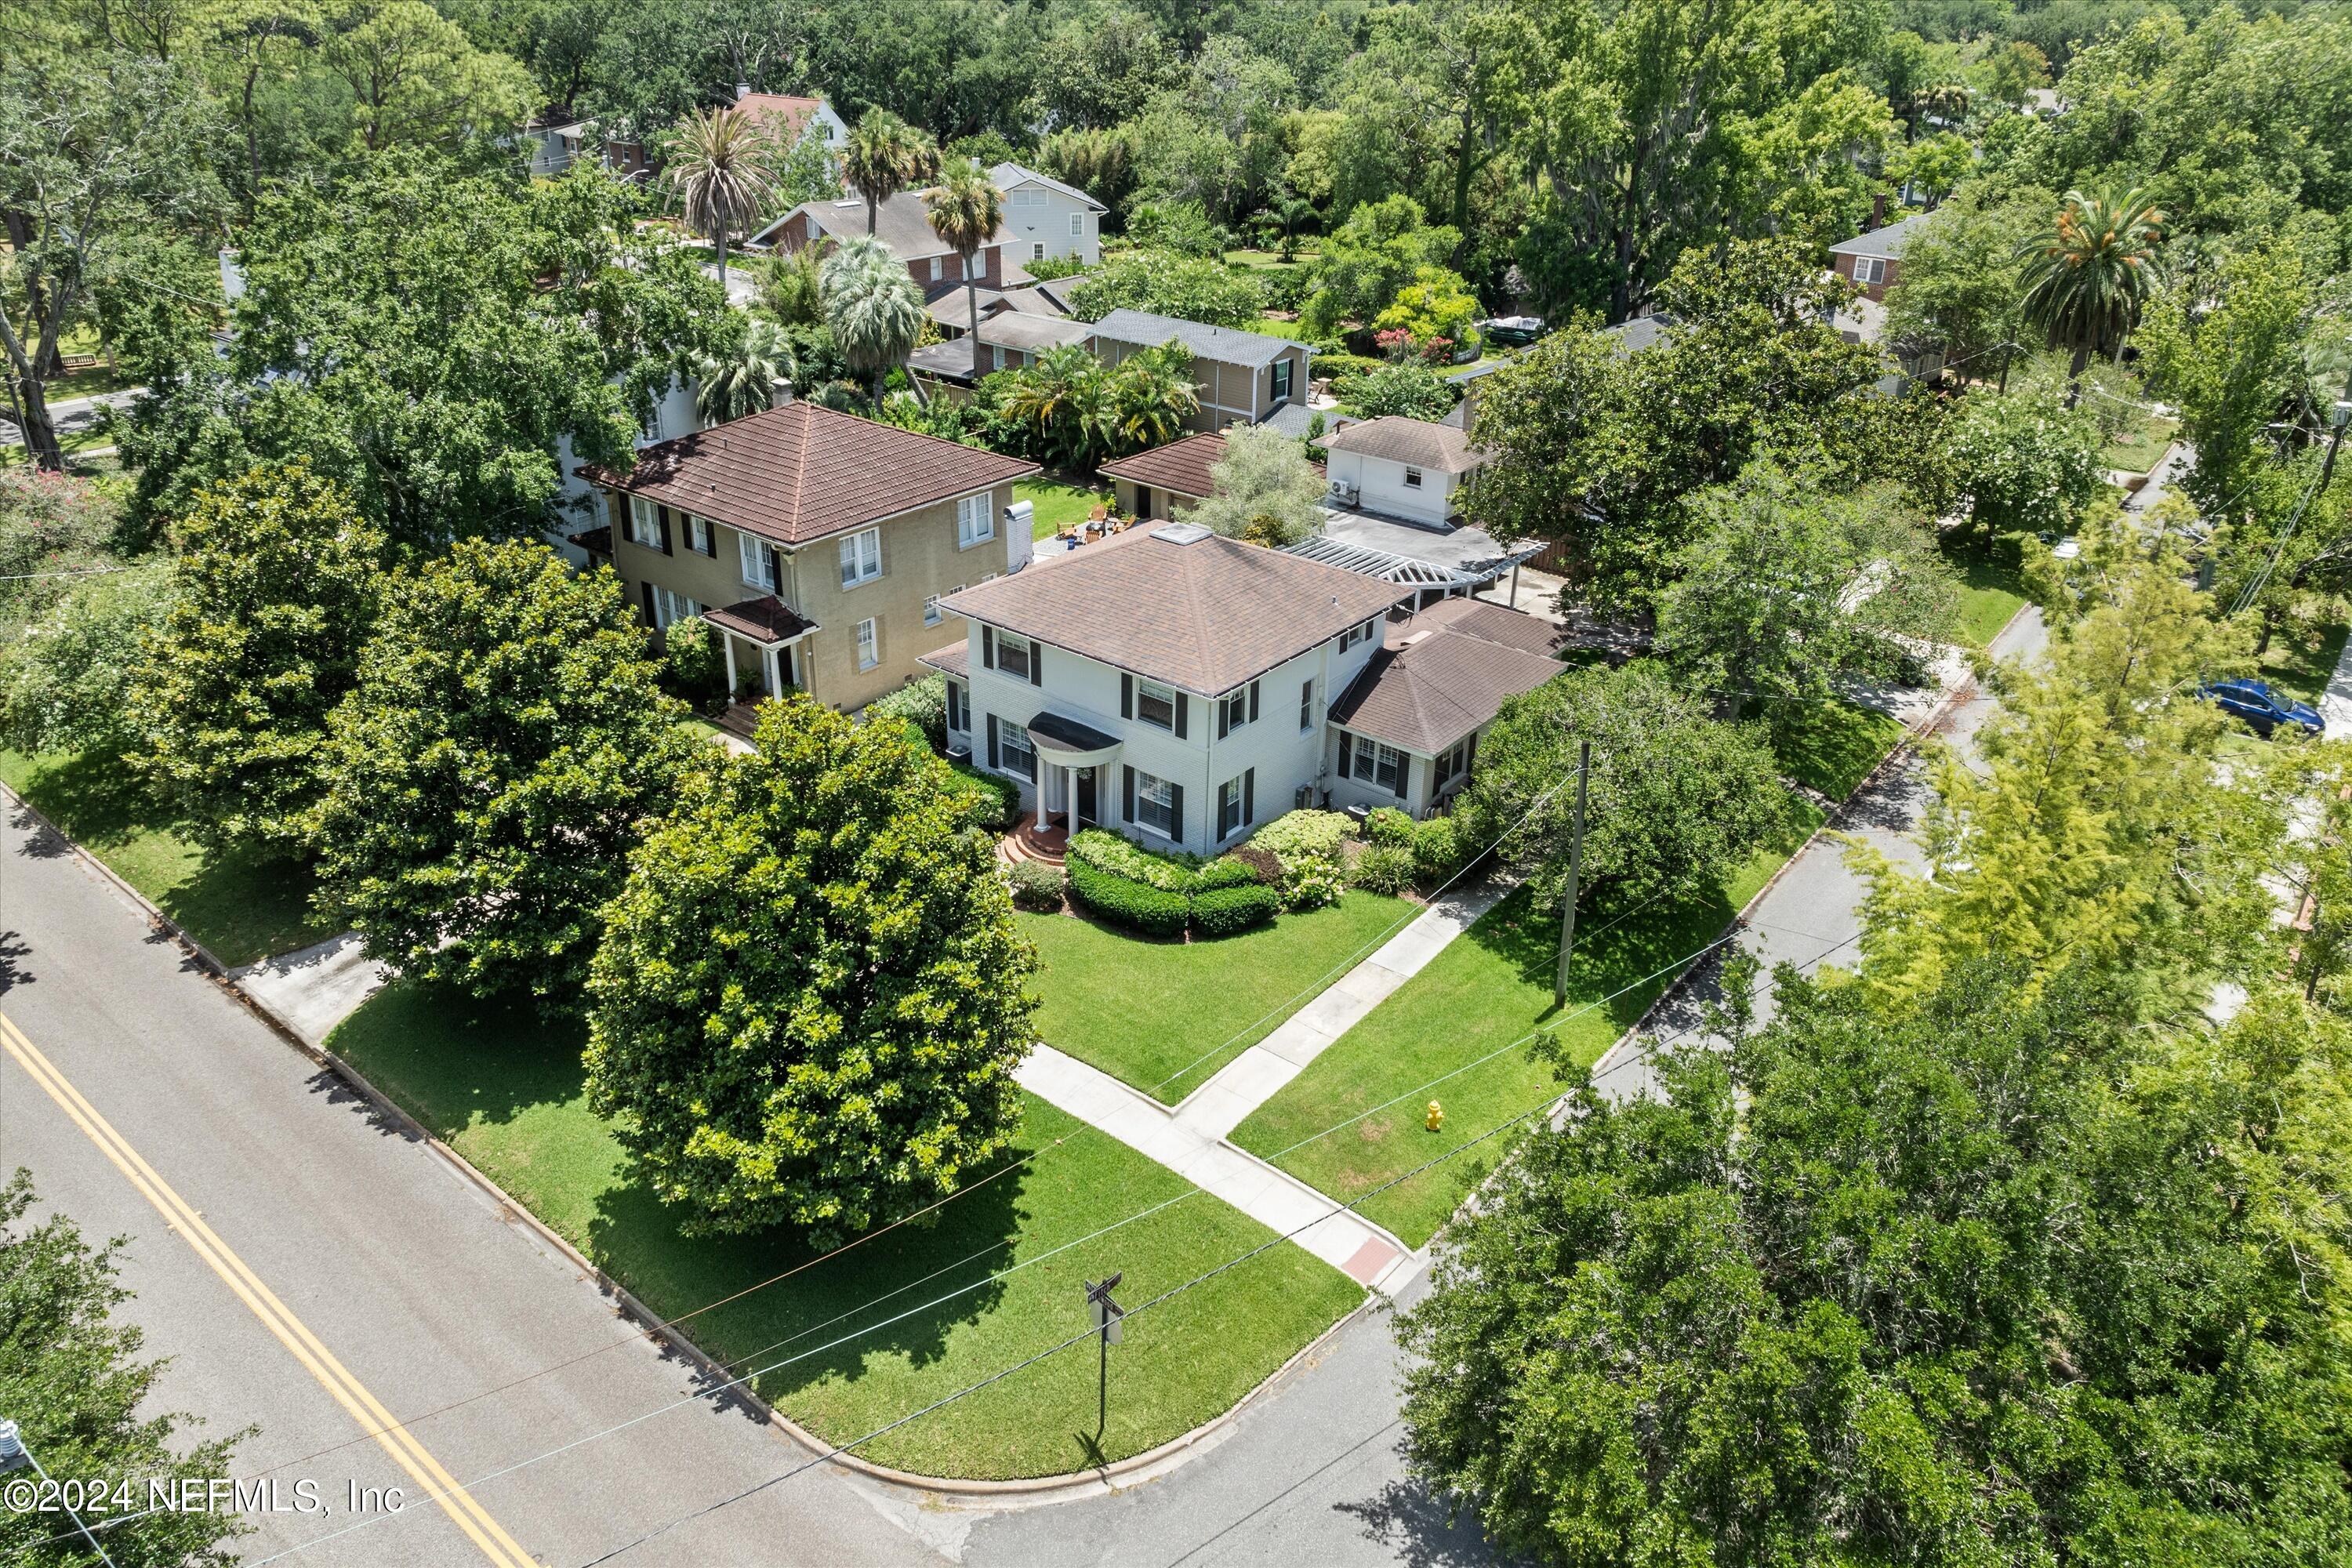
[1187,426,1330,546]
[583,698,1036,1243]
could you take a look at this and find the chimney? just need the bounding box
[735,81,751,102]
[1869,192,1886,232]
[770,377,795,410]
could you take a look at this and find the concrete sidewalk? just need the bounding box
[1174,879,1513,1139]
[231,930,387,1047]
[1017,1044,1414,1290]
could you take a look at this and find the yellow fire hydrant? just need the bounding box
[1426,1100,1444,1133]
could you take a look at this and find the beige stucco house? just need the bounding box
[579,402,1037,714]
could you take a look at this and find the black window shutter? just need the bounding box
[986,714,1000,770]
[1217,698,1229,741]
[1243,768,1254,825]
[1249,681,1260,722]
[982,626,996,670]
[1174,694,1189,739]
[1168,783,1184,840]
[1029,645,1043,687]
[1339,731,1355,778]
[641,581,656,625]
[655,506,673,555]
[1120,673,1133,719]
[1395,753,1410,799]
[1122,765,1135,822]
[768,546,784,591]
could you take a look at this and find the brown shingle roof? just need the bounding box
[579,404,1037,547]
[707,594,817,644]
[1328,625,1562,754]
[920,638,969,677]
[1399,598,1570,659]
[942,525,1406,695]
[1095,432,1229,502]
[1317,416,1485,474]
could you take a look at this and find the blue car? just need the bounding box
[2200,677,2325,738]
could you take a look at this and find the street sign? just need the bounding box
[1085,1273,1125,1345]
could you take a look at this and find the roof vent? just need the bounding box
[1151,522,1213,546]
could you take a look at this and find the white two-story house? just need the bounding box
[990,162,1105,267]
[924,524,1566,855]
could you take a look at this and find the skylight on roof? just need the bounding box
[1152,522,1213,545]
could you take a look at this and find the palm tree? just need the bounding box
[924,165,1004,379]
[821,234,926,405]
[1105,343,1201,456]
[2017,186,2165,408]
[842,108,936,235]
[998,345,1103,467]
[696,318,798,426]
[661,103,777,291]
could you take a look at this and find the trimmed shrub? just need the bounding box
[1252,809,1357,869]
[1192,882,1282,937]
[868,673,947,752]
[1363,807,1415,848]
[1310,350,1384,383]
[1283,858,1347,912]
[1192,856,1261,892]
[946,762,1021,831]
[1350,841,1416,896]
[1007,858,1066,912]
[1411,815,1465,882]
[1067,858,1189,936]
[1069,826,1201,891]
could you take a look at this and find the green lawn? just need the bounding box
[2258,617,2350,707]
[1020,891,1418,1103]
[1232,806,1822,1249]
[1767,699,1910,800]
[0,747,336,967]
[1016,477,1111,539]
[1224,249,1314,270]
[1251,314,1303,339]
[2102,413,2180,474]
[325,982,1363,1479]
[1947,540,2031,648]
[2,422,113,467]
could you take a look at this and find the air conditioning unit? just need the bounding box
[1326,478,1359,507]
[1294,783,1315,811]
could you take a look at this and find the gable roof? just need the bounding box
[1828,210,1935,261]
[734,93,830,142]
[1095,432,1229,500]
[578,402,1037,546]
[1317,416,1485,474]
[989,161,1105,212]
[753,190,1018,263]
[941,524,1406,695]
[1090,310,1308,368]
[1328,613,1564,754]
[1402,597,1571,657]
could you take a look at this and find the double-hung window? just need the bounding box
[1271,358,1292,405]
[1000,720,1037,781]
[1216,771,1254,838]
[1134,678,1177,731]
[855,617,878,670]
[1433,737,1471,791]
[685,514,713,554]
[930,256,943,282]
[1069,212,1084,238]
[923,593,944,626]
[956,494,994,549]
[1033,241,1047,260]
[1220,688,1250,736]
[1403,466,1424,489]
[996,633,1033,682]
[838,528,881,588]
[1340,618,1377,652]
[1854,256,1887,285]
[1134,770,1177,837]
[1298,678,1315,731]
[1350,737,1405,793]
[627,495,664,550]
[738,532,779,592]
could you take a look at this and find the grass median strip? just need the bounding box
[1018,891,1415,1103]
[325,980,1363,1479]
[0,746,336,967]
[1230,809,1821,1249]
[1766,699,1911,800]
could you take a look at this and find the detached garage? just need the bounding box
[1316,416,1487,529]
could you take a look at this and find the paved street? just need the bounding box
[1597,605,2049,1095]
[1,387,139,447]
[2,793,1490,1566]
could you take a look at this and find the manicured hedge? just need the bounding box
[1066,858,1190,936]
[1363,807,1415,848]
[1069,827,1198,891]
[946,762,1022,831]
[1006,858,1066,911]
[1192,857,1261,892]
[1253,809,1356,868]
[1190,882,1283,937]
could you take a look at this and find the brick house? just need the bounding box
[1827,211,1934,302]
[750,190,1019,304]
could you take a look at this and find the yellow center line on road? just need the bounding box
[1,1010,537,1568]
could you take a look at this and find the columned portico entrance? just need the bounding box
[1025,712,1123,835]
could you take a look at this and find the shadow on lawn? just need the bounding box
[327,978,1028,1391]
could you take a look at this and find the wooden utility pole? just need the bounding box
[1552,740,1592,1006]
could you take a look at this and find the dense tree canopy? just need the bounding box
[583,696,1036,1243]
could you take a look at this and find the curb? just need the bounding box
[0,780,1378,1507]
